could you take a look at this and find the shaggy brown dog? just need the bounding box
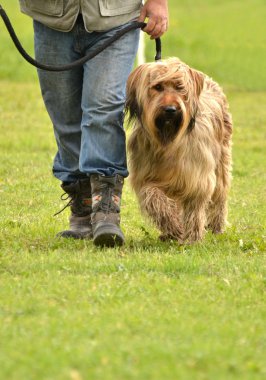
[126,57,232,243]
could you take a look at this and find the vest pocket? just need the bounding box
[99,0,142,16]
[25,0,64,17]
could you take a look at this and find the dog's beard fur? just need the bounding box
[154,105,184,145]
[126,57,233,244]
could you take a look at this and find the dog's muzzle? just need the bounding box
[155,106,184,145]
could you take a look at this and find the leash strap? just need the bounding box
[0,5,162,71]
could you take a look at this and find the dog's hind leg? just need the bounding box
[207,161,231,234]
[207,192,228,234]
[207,127,232,233]
[208,111,232,234]
[139,186,184,242]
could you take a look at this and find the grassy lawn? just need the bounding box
[0,1,265,379]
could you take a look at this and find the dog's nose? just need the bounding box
[164,106,177,113]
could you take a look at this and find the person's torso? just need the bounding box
[19,0,142,32]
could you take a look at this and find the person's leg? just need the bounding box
[78,23,140,246]
[34,19,85,183]
[80,24,140,177]
[34,19,93,238]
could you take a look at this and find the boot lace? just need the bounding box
[54,192,76,216]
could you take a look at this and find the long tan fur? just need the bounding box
[126,57,232,243]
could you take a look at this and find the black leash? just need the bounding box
[0,4,161,71]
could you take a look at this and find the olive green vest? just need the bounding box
[19,0,142,32]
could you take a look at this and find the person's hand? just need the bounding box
[138,0,169,39]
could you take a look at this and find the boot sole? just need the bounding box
[56,230,92,240]
[93,224,125,247]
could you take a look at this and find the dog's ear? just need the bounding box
[125,64,146,121]
[186,68,205,134]
[189,68,205,97]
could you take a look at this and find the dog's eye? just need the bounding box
[154,84,164,92]
[175,83,183,91]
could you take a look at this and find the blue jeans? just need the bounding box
[34,18,139,182]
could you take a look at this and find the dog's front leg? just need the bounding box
[139,186,184,242]
[183,200,208,243]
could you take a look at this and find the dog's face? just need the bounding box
[126,58,205,145]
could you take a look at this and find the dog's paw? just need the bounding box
[207,224,225,235]
[159,234,183,243]
[159,234,171,242]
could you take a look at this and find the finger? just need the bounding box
[148,22,163,39]
[147,17,168,39]
[150,21,168,39]
[142,17,157,34]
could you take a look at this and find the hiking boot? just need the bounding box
[90,174,125,247]
[56,178,92,239]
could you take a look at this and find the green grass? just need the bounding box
[0,1,266,379]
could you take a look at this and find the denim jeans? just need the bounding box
[34,17,139,182]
